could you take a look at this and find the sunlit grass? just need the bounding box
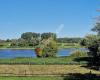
[0,56,87,65]
[0,65,100,76]
[0,76,63,80]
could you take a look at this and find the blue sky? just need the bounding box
[0,0,100,39]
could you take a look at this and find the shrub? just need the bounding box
[70,50,88,57]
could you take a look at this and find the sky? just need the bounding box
[0,0,100,39]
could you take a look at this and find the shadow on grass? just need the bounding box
[74,57,100,70]
[62,73,100,80]
[74,57,92,62]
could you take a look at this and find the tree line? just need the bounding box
[8,32,56,48]
[57,37,82,43]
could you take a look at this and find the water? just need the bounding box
[0,48,88,59]
[57,48,88,57]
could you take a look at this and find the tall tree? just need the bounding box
[41,32,56,40]
[92,23,100,35]
[21,32,33,40]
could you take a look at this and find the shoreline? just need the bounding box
[0,47,83,50]
[0,48,35,50]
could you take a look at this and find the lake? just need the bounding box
[0,48,88,59]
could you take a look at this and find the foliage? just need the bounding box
[70,50,88,57]
[35,47,43,57]
[21,32,40,40]
[57,37,82,43]
[80,34,100,57]
[80,34,100,66]
[91,22,100,35]
[34,38,58,58]
[42,40,58,57]
[10,32,57,48]
[41,32,56,40]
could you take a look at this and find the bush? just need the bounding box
[70,50,88,57]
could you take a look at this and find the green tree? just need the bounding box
[80,34,99,56]
[41,32,56,40]
[34,37,58,58]
[57,37,82,43]
[80,34,100,67]
[10,39,18,47]
[21,32,40,47]
[21,32,40,40]
[91,22,100,35]
[21,32,33,40]
[17,38,28,47]
[29,38,39,47]
[43,39,58,57]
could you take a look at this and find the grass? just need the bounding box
[0,57,87,65]
[0,76,63,80]
[0,76,99,80]
[57,43,83,49]
[0,65,100,76]
[70,50,88,57]
[0,49,88,65]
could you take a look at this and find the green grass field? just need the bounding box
[0,76,63,80]
[0,56,87,65]
[0,76,99,80]
[57,43,82,49]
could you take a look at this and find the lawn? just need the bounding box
[0,76,63,80]
[0,57,87,65]
[57,43,82,49]
[0,76,99,80]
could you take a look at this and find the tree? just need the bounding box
[80,34,99,56]
[80,34,100,66]
[17,38,28,47]
[21,32,33,40]
[41,32,56,40]
[10,39,18,47]
[57,37,82,43]
[34,37,58,58]
[6,39,11,42]
[21,32,40,47]
[29,38,39,47]
[21,32,40,40]
[42,39,58,57]
[91,23,100,35]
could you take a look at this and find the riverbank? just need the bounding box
[0,46,84,50]
[0,48,35,50]
[0,42,83,49]
[0,57,87,65]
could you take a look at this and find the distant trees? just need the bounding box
[21,32,40,40]
[10,32,58,57]
[41,32,56,40]
[57,38,82,43]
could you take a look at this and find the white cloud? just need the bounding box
[55,24,64,34]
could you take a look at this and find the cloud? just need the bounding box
[55,24,64,34]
